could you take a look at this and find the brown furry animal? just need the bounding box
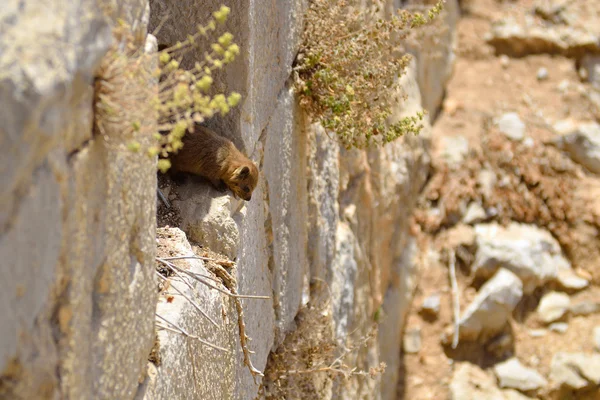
[169,125,259,201]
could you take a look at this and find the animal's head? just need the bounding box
[226,161,259,201]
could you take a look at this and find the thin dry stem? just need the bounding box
[448,248,460,349]
[156,314,229,353]
[156,271,219,327]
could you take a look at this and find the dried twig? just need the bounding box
[157,188,171,208]
[209,263,264,382]
[162,255,235,267]
[448,248,460,349]
[156,314,229,353]
[155,255,267,382]
[156,271,219,327]
[157,257,270,299]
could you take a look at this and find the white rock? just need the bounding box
[439,135,470,167]
[458,268,523,341]
[487,19,600,58]
[493,358,548,392]
[495,112,526,141]
[463,202,487,224]
[537,67,548,81]
[549,322,568,333]
[594,326,600,351]
[478,169,497,199]
[557,122,600,174]
[556,268,589,291]
[537,291,570,324]
[553,119,578,135]
[450,363,504,400]
[569,301,600,316]
[528,329,547,338]
[557,79,570,93]
[174,187,240,260]
[550,352,600,391]
[403,327,422,354]
[420,294,441,318]
[472,222,571,294]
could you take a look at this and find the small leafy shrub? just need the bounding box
[295,0,444,149]
[94,5,242,172]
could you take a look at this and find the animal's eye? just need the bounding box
[243,186,250,193]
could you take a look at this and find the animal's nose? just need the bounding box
[245,194,252,201]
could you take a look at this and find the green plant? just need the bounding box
[295,0,444,149]
[94,5,242,172]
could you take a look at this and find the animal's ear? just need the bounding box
[237,166,250,178]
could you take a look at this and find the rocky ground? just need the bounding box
[401,0,600,399]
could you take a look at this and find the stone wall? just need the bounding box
[0,1,157,398]
[0,0,457,399]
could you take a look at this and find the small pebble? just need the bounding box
[528,329,547,338]
[404,327,422,354]
[549,322,568,334]
[537,67,549,81]
[420,294,441,319]
[500,55,510,68]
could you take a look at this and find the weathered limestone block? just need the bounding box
[0,2,159,397]
[0,0,112,231]
[379,238,419,400]
[174,187,241,260]
[263,88,309,343]
[405,0,460,117]
[139,228,236,400]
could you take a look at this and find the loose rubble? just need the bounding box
[472,223,571,294]
[549,352,600,392]
[537,291,571,324]
[493,358,548,392]
[457,268,523,341]
[495,113,525,141]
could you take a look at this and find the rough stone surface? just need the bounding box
[537,291,571,324]
[556,122,600,174]
[458,268,523,341]
[174,189,240,260]
[493,358,548,392]
[495,113,526,141]
[139,228,235,400]
[472,222,571,294]
[594,326,600,351]
[0,3,158,396]
[405,0,459,117]
[550,352,600,391]
[379,238,420,400]
[486,17,600,58]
